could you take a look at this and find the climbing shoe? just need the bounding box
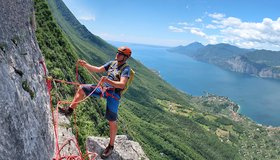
[101,144,114,159]
[58,106,73,116]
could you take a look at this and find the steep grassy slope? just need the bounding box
[35,0,280,159]
[34,0,110,154]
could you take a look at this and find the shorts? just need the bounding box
[81,84,120,121]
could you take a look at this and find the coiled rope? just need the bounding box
[39,60,102,160]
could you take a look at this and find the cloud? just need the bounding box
[206,24,218,29]
[206,14,280,43]
[168,26,185,32]
[190,28,206,37]
[195,18,202,23]
[210,16,242,28]
[206,35,218,44]
[208,13,225,20]
[190,28,218,44]
[178,22,189,26]
[216,17,280,48]
[78,15,96,21]
[169,12,280,50]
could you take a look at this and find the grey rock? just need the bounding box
[259,68,280,79]
[0,0,54,159]
[225,56,259,73]
[225,56,280,79]
[56,112,79,157]
[87,135,149,160]
[0,1,148,160]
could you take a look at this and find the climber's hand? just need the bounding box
[78,60,87,66]
[100,76,108,84]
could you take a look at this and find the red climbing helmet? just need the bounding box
[117,46,132,57]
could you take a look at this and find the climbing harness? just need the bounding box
[108,61,135,95]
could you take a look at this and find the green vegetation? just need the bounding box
[34,0,109,152]
[11,35,20,46]
[22,80,35,99]
[245,50,280,67]
[0,42,7,53]
[193,94,280,160]
[34,0,280,159]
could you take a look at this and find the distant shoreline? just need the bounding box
[200,92,280,129]
[132,43,280,127]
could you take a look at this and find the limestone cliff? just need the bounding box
[225,56,261,73]
[225,56,280,79]
[0,0,54,159]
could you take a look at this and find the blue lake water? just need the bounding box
[111,42,280,127]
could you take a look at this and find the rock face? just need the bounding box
[56,113,79,157]
[87,135,149,160]
[0,0,54,159]
[225,56,280,79]
[258,68,280,79]
[225,56,260,73]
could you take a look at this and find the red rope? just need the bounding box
[39,60,98,160]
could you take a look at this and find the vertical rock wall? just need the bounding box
[0,0,54,159]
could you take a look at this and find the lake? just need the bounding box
[111,42,280,127]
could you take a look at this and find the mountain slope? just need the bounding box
[43,0,241,159]
[34,0,280,159]
[171,42,280,79]
[245,50,280,67]
[193,43,250,63]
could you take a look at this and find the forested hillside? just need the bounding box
[34,0,280,159]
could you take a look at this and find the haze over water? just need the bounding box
[112,42,280,127]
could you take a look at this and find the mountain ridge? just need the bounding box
[171,42,280,79]
[168,42,204,55]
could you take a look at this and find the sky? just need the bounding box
[62,0,280,50]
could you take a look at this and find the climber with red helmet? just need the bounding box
[59,46,132,159]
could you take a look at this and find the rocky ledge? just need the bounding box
[87,135,149,160]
